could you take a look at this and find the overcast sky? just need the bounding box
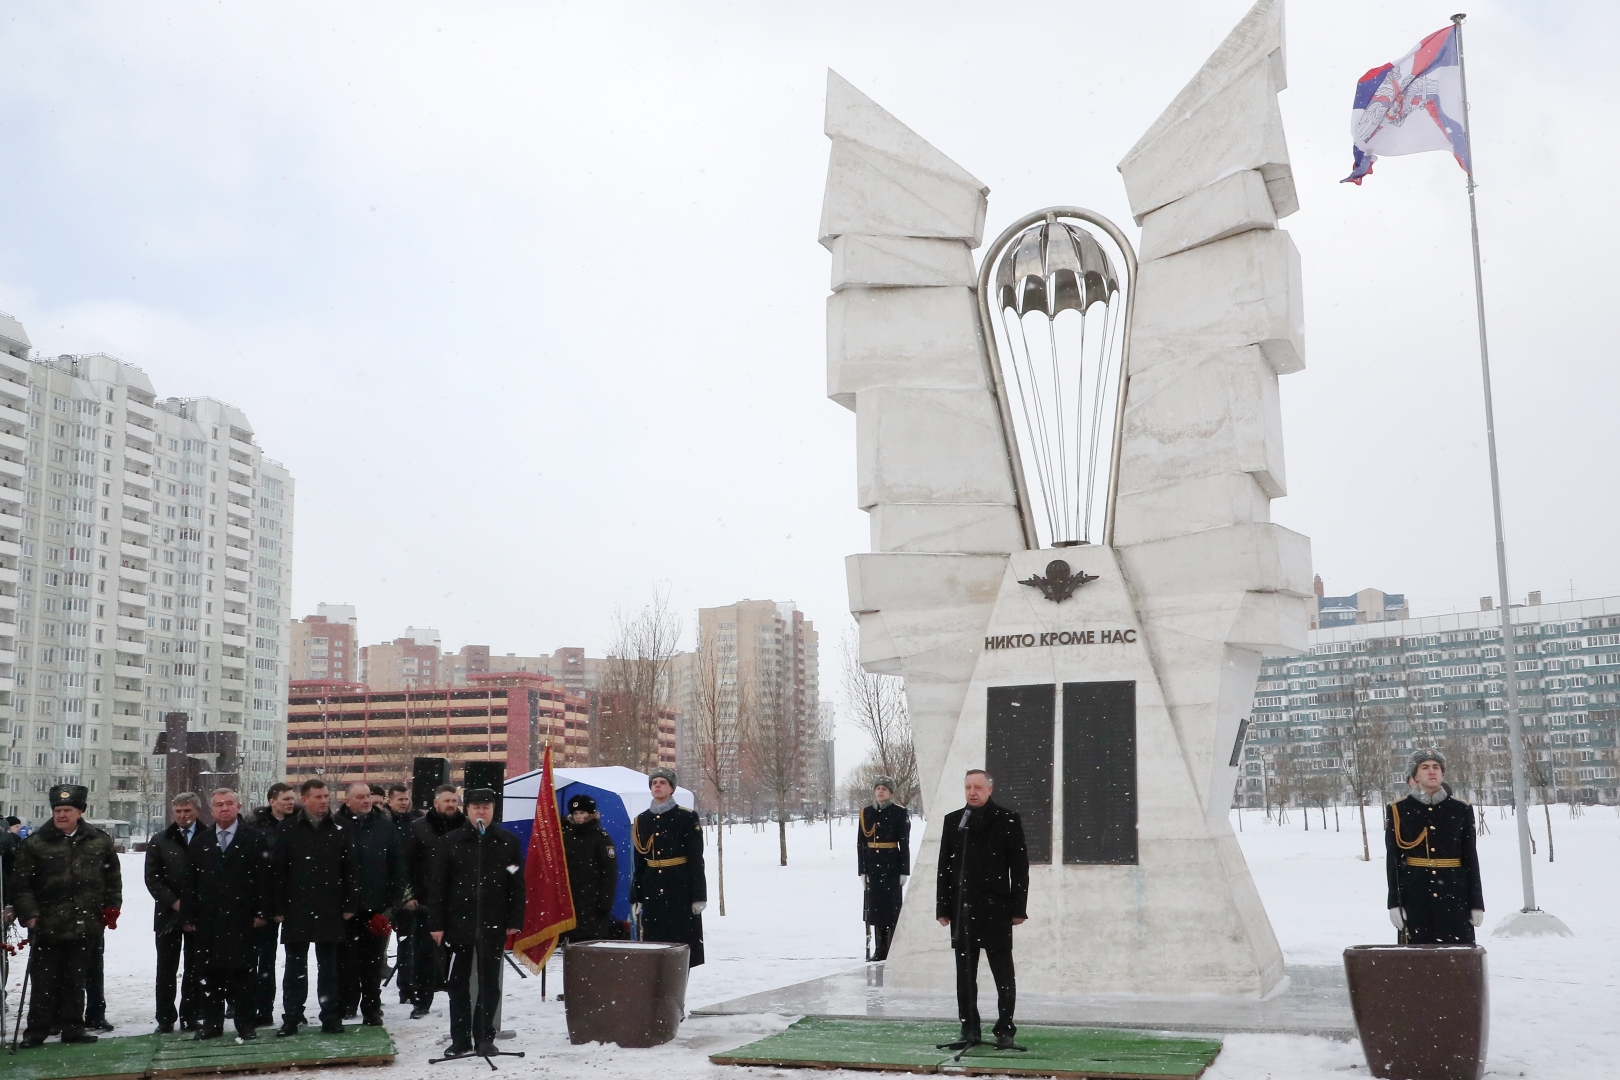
[2,2,1614,764]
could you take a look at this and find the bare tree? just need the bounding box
[841,628,919,810]
[686,627,734,914]
[1526,756,1556,862]
[1267,750,1297,825]
[1343,666,1396,861]
[599,590,682,771]
[743,667,805,867]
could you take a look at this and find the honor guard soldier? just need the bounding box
[1386,750,1484,944]
[12,784,123,1048]
[630,767,706,966]
[857,775,910,962]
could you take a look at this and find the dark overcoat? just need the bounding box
[936,800,1028,952]
[562,818,622,941]
[336,804,404,913]
[857,801,911,928]
[405,809,465,910]
[272,811,359,945]
[12,821,122,942]
[425,823,526,947]
[187,822,272,969]
[144,823,196,935]
[630,805,706,966]
[1385,793,1484,944]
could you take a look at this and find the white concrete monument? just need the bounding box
[825,0,1311,998]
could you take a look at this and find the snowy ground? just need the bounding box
[31,806,1620,1078]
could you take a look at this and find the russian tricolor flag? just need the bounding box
[1343,24,1470,184]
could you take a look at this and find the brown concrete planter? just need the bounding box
[563,940,690,1048]
[1343,944,1488,1080]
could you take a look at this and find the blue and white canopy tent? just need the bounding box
[503,765,695,925]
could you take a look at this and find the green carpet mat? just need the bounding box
[711,1017,1222,1079]
[3,1025,396,1080]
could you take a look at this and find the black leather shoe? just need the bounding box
[361,1007,385,1027]
[61,1031,100,1045]
[276,1019,304,1037]
[409,1004,431,1019]
[18,1034,47,1049]
[154,1023,175,1035]
[194,1027,223,1041]
[994,1032,1025,1051]
[474,1037,498,1057]
[88,1019,115,1033]
[321,1021,345,1034]
[236,1029,259,1041]
[443,1041,474,1058]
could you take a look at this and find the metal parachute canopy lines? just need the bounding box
[979,209,1136,549]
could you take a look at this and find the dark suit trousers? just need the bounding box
[155,929,201,1027]
[283,941,343,1026]
[446,942,502,1045]
[341,913,389,1014]
[85,935,106,1024]
[25,938,92,1038]
[394,909,416,1002]
[252,922,280,1022]
[198,966,256,1034]
[954,945,1016,1039]
[411,918,447,1007]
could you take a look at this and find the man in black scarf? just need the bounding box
[936,769,1027,1051]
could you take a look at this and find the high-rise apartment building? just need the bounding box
[1,321,292,828]
[691,599,820,814]
[437,645,608,695]
[290,606,358,683]
[1245,588,1620,808]
[358,635,442,691]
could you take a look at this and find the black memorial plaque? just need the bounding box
[1062,680,1138,865]
[985,683,1055,864]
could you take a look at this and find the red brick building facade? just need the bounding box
[285,671,590,787]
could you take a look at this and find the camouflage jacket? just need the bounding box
[12,820,123,941]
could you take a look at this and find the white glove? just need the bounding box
[1470,910,1484,927]
[900,875,908,887]
[692,901,707,914]
[1388,907,1405,930]
[631,902,642,918]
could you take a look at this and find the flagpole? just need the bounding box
[1451,12,1542,920]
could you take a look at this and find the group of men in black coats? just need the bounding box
[131,775,527,1057]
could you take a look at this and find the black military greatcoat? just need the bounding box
[1385,793,1484,944]
[857,801,910,928]
[631,805,706,966]
[187,823,272,969]
[936,800,1028,953]
[562,818,622,942]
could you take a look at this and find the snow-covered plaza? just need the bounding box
[78,808,1618,1079]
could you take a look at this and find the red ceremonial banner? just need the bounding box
[512,743,576,972]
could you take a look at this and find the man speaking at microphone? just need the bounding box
[427,788,525,1059]
[936,769,1028,1051]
